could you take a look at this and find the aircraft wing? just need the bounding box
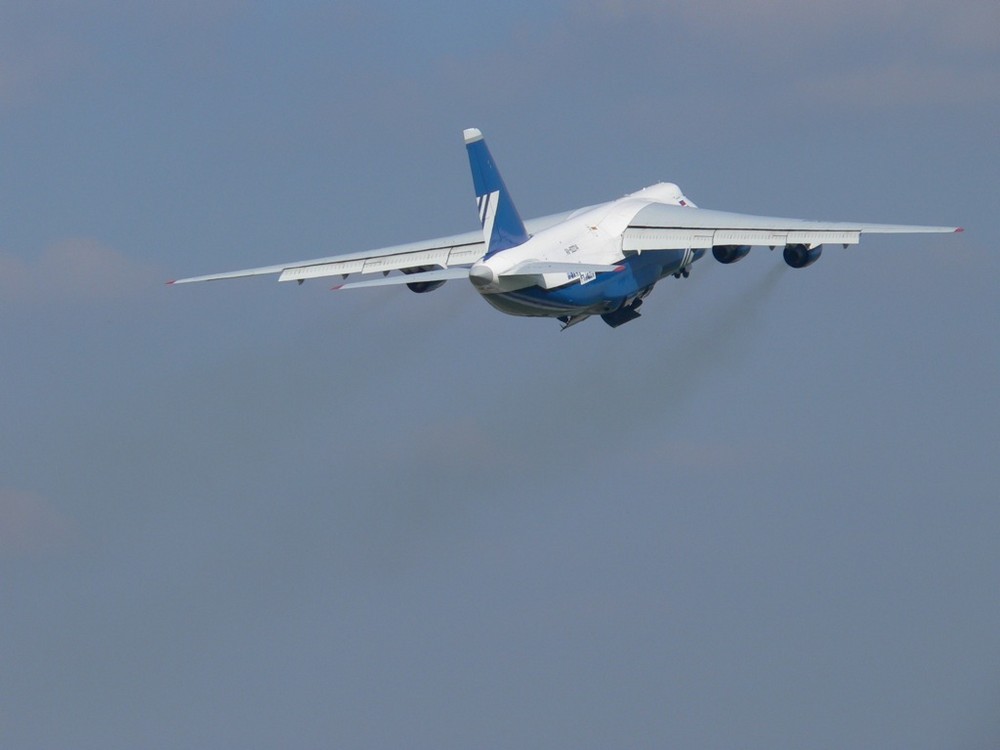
[168,211,576,286]
[168,229,485,286]
[623,203,962,253]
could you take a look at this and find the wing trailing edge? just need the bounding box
[330,267,471,291]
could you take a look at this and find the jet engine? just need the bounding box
[402,265,448,293]
[712,245,751,264]
[782,243,823,269]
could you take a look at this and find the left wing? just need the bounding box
[623,203,961,253]
[168,229,484,286]
[167,212,576,287]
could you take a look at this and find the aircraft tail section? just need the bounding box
[464,128,529,258]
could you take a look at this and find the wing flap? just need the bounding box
[278,243,483,283]
[622,227,862,254]
[331,267,470,291]
[624,229,715,252]
[171,232,485,286]
[623,217,946,253]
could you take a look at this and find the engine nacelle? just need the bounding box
[402,265,447,293]
[783,243,823,269]
[712,244,751,264]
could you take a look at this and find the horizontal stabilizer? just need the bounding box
[331,267,469,291]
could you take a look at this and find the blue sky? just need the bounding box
[1,2,998,748]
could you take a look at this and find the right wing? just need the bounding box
[623,203,961,253]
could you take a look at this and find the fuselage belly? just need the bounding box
[478,249,695,318]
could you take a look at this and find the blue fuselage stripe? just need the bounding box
[479,250,698,318]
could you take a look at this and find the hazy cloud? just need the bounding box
[562,0,998,111]
[0,33,81,109]
[0,239,160,305]
[802,62,1000,108]
[578,0,997,47]
[0,489,77,558]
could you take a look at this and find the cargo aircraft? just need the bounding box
[170,129,962,328]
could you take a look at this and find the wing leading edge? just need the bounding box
[168,229,483,286]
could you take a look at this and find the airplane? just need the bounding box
[169,128,962,329]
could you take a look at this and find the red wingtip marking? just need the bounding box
[955,227,964,233]
[614,265,625,272]
[330,285,343,291]
[166,280,176,285]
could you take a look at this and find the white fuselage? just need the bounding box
[469,183,694,295]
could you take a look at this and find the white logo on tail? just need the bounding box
[476,190,500,248]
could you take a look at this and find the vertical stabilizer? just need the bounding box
[464,128,530,258]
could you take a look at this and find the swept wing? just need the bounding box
[168,213,576,287]
[623,203,960,254]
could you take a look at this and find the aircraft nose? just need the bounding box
[468,262,496,288]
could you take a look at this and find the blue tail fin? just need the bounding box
[464,128,530,258]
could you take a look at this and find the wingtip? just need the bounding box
[463,127,483,144]
[955,227,965,233]
[165,279,176,286]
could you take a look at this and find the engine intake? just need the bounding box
[783,244,823,269]
[712,245,751,264]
